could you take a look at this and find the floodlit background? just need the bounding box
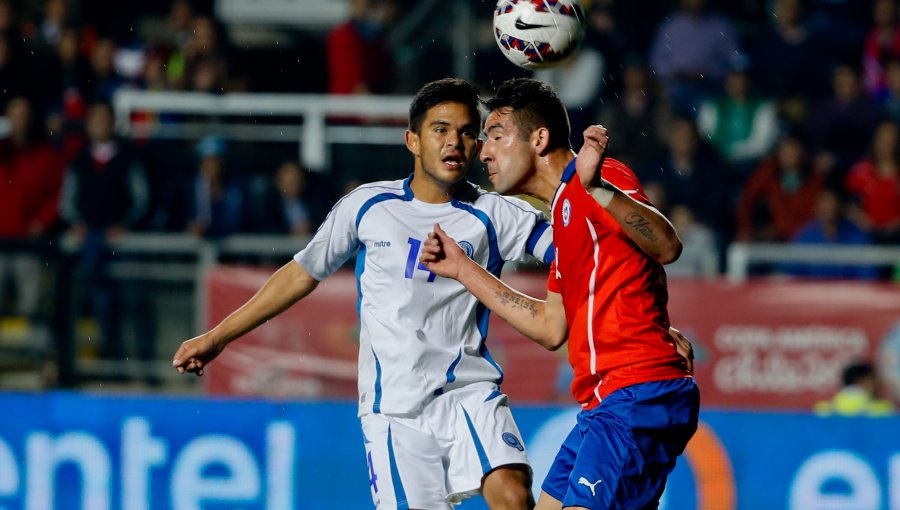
[0,0,898,508]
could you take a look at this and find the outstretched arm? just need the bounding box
[421,224,568,350]
[576,126,683,264]
[172,260,320,375]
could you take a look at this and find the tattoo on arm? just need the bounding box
[495,290,538,318]
[624,212,658,241]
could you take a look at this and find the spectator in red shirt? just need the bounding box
[844,119,900,243]
[736,131,825,241]
[863,0,900,97]
[326,0,396,95]
[0,96,64,317]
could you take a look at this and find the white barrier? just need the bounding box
[113,90,413,172]
[726,242,900,283]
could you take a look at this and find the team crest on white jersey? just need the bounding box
[562,199,572,227]
[458,240,475,259]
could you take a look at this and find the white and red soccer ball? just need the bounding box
[493,0,586,70]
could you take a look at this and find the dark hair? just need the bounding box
[842,361,875,387]
[484,78,571,151]
[408,78,481,133]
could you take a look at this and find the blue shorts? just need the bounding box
[541,377,699,510]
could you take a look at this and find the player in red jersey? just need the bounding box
[421,78,699,510]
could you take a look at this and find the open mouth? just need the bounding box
[442,154,464,169]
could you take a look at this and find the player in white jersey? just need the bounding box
[298,176,552,417]
[172,78,682,509]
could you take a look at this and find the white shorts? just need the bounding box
[360,382,531,509]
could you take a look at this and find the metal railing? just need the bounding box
[113,90,414,172]
[726,242,900,283]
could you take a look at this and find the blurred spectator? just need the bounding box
[808,0,870,66]
[185,136,247,239]
[86,38,126,103]
[648,0,742,116]
[665,204,719,277]
[864,0,900,96]
[140,49,172,92]
[255,161,315,237]
[639,117,727,235]
[752,0,830,121]
[698,60,779,176]
[596,55,670,170]
[582,0,630,100]
[0,36,26,113]
[782,190,879,279]
[37,0,68,47]
[326,0,396,95]
[0,0,25,62]
[807,63,882,182]
[59,102,150,361]
[0,97,64,317]
[159,0,194,51]
[189,55,227,94]
[878,58,900,123]
[736,132,825,242]
[0,0,18,39]
[844,119,900,243]
[44,30,91,164]
[814,361,895,416]
[53,29,91,124]
[168,16,230,93]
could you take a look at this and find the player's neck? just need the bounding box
[409,172,459,204]
[526,149,574,205]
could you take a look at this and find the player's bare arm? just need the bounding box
[575,125,682,264]
[607,194,683,264]
[421,223,568,350]
[172,260,320,376]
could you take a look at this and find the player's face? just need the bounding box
[408,101,481,187]
[480,109,535,195]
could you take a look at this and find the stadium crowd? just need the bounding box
[0,0,898,372]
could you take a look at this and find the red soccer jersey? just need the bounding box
[547,158,691,410]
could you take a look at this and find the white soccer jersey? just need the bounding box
[294,175,554,416]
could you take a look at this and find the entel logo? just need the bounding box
[0,417,296,510]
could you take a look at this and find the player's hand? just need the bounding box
[668,326,694,374]
[172,334,226,377]
[420,223,467,280]
[576,124,609,189]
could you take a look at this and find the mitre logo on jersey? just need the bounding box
[373,240,391,248]
[562,199,572,227]
[458,240,475,259]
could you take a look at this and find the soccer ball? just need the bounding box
[493,0,586,70]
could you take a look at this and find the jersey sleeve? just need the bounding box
[603,159,653,207]
[293,188,365,280]
[492,195,555,264]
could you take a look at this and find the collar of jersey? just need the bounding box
[404,173,476,207]
[561,158,577,184]
[401,174,416,200]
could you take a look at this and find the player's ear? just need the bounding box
[533,127,551,156]
[405,129,420,156]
